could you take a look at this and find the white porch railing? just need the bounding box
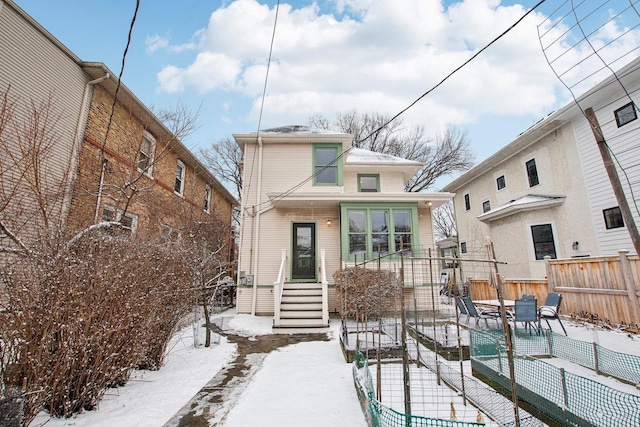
[273,249,287,326]
[320,249,328,326]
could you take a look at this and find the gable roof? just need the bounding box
[346,147,424,166]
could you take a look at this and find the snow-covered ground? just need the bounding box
[28,307,640,427]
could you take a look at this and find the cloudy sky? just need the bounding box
[13,0,640,188]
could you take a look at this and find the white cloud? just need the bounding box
[155,0,640,133]
[145,34,169,54]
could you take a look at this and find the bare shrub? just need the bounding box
[0,227,196,421]
[334,267,399,319]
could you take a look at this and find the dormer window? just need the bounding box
[358,174,379,192]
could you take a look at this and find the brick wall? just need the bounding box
[66,85,234,254]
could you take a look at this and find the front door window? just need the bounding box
[292,223,316,281]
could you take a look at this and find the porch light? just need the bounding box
[326,219,332,226]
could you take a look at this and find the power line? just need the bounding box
[248,0,548,213]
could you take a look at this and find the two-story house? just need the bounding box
[443,57,640,279]
[234,126,452,332]
[0,0,237,259]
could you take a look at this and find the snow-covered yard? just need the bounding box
[27,307,640,427]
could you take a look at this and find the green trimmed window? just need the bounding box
[313,144,342,186]
[342,203,419,260]
[358,174,379,192]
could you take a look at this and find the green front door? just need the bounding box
[292,223,316,281]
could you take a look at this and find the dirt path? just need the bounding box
[163,319,329,427]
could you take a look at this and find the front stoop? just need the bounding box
[273,282,330,334]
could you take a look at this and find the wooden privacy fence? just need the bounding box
[467,250,640,328]
[545,250,640,328]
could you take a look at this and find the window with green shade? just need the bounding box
[313,144,342,185]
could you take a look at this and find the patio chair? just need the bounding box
[521,294,536,301]
[539,292,567,335]
[461,297,501,328]
[513,297,538,334]
[456,297,470,324]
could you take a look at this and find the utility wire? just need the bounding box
[242,1,281,217]
[100,0,141,156]
[248,0,548,213]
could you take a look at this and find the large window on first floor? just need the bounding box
[531,223,556,260]
[341,203,419,260]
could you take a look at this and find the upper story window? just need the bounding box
[614,102,637,128]
[358,174,379,192]
[137,133,155,175]
[460,241,467,254]
[496,175,506,190]
[174,160,185,196]
[531,223,556,260]
[464,193,470,211]
[603,206,624,229]
[313,144,342,186]
[204,185,211,213]
[482,200,491,213]
[526,158,539,187]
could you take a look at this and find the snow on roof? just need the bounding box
[256,125,346,135]
[346,147,423,165]
[478,195,565,223]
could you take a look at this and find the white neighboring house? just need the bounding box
[443,57,640,279]
[234,126,452,332]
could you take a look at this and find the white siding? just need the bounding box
[0,2,88,240]
[573,84,640,256]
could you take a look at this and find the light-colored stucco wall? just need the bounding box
[453,122,598,279]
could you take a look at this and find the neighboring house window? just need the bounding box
[204,185,211,213]
[531,224,556,260]
[137,133,155,175]
[161,224,181,243]
[526,158,539,187]
[174,160,185,195]
[102,205,137,234]
[496,175,506,190]
[464,194,470,211]
[603,207,624,229]
[482,200,491,213]
[358,174,379,192]
[313,144,342,186]
[614,102,637,128]
[460,241,467,254]
[344,206,416,259]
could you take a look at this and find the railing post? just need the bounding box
[619,250,640,326]
[273,249,287,327]
[320,249,329,326]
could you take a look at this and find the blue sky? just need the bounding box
[12,0,640,189]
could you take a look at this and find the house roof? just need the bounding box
[265,191,453,210]
[443,56,640,193]
[346,147,423,166]
[477,195,566,223]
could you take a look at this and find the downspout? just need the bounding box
[250,136,263,315]
[61,72,110,226]
[82,73,113,224]
[236,142,248,287]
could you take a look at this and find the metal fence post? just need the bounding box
[592,342,600,375]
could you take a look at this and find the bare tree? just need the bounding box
[433,200,457,240]
[309,110,475,191]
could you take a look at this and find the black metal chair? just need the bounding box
[461,297,500,328]
[539,292,567,335]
